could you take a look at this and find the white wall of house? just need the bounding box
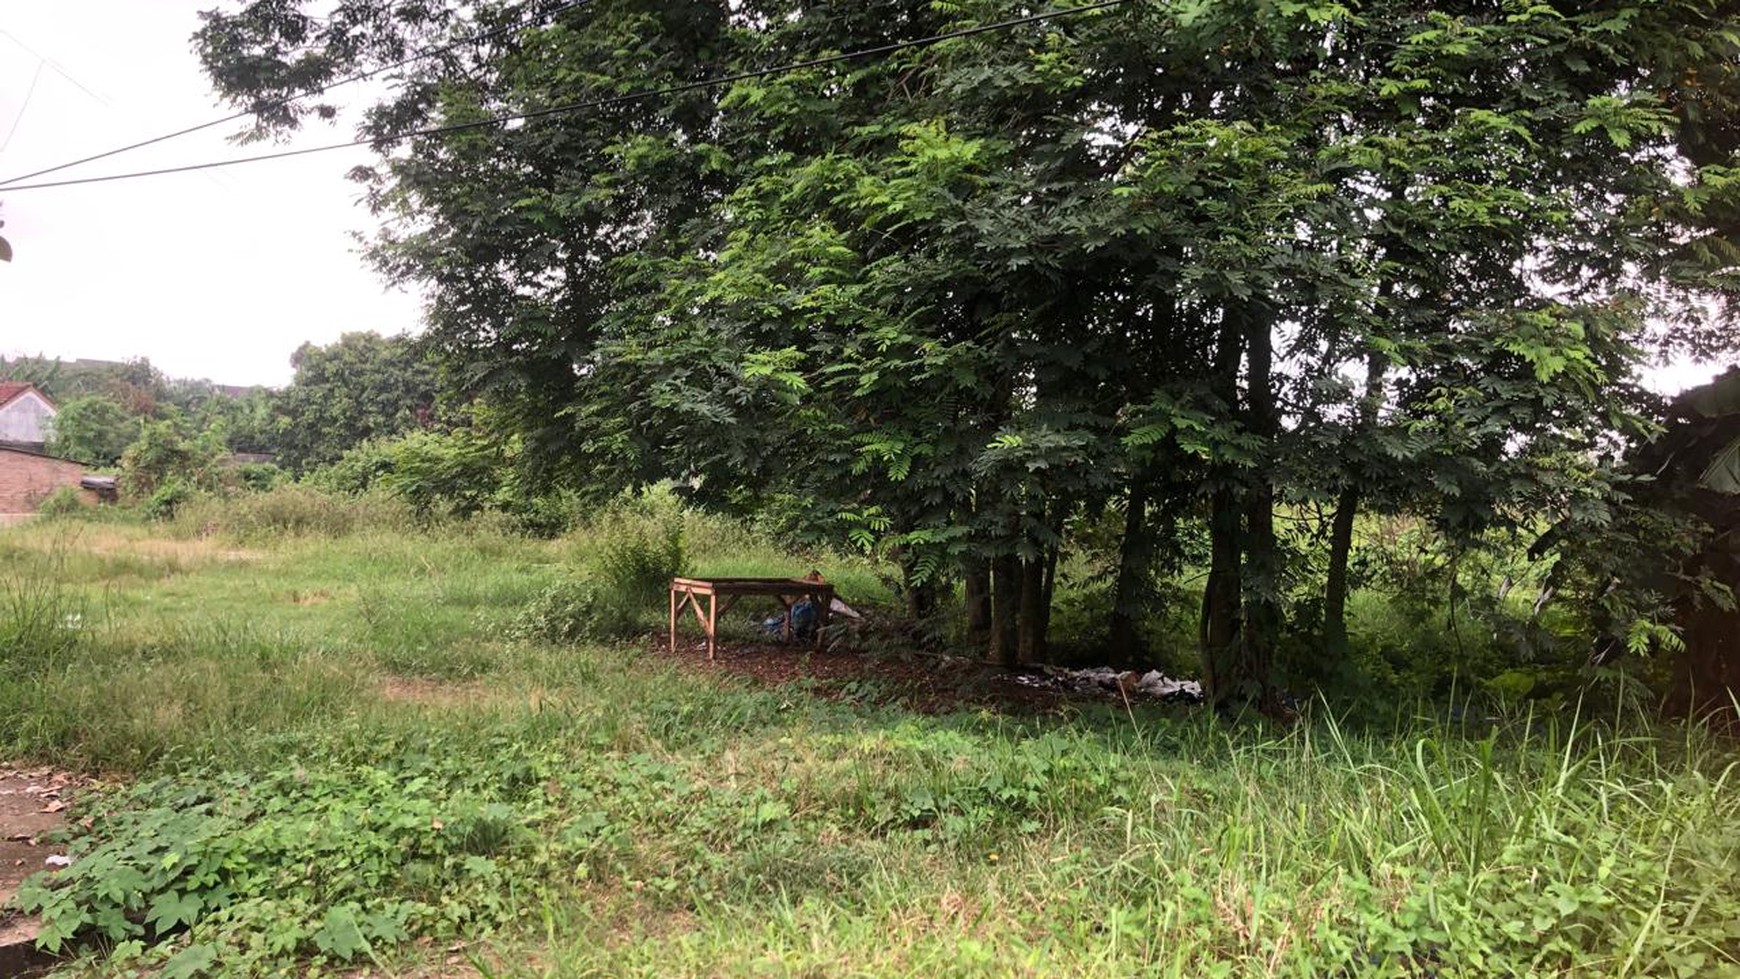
[0,391,57,444]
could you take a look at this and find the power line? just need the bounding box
[0,28,113,107]
[0,0,1129,194]
[0,60,46,155]
[0,0,594,187]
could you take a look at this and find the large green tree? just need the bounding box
[273,332,440,471]
[197,0,1740,708]
[45,395,137,466]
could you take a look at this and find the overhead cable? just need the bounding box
[0,0,594,187]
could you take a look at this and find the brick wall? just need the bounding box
[0,448,98,513]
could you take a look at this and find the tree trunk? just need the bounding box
[1017,555,1048,664]
[1323,486,1358,658]
[1041,542,1059,640]
[1109,474,1152,662]
[990,551,1020,667]
[1325,348,1388,661]
[1237,303,1281,714]
[964,559,991,647]
[1201,318,1244,702]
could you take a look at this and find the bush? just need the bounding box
[236,462,286,492]
[36,487,88,518]
[590,501,688,609]
[120,419,226,501]
[143,478,197,522]
[304,440,398,495]
[508,577,642,644]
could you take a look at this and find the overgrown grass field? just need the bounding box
[2,503,1737,977]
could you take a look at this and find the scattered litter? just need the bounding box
[43,854,72,868]
[829,597,863,620]
[1013,666,1204,704]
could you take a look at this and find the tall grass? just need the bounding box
[2,505,1736,976]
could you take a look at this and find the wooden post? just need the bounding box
[707,591,717,661]
[669,583,678,654]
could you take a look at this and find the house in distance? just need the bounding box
[0,382,57,451]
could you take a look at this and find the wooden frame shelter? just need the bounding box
[669,576,834,660]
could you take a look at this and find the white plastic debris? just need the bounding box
[44,854,73,868]
[1012,665,1203,703]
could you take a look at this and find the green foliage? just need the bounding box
[3,520,1740,975]
[304,439,397,495]
[307,429,584,537]
[377,428,503,521]
[0,548,84,675]
[590,501,689,610]
[273,332,440,472]
[18,742,570,972]
[35,487,89,519]
[143,479,198,522]
[44,394,137,466]
[508,576,640,644]
[235,462,286,492]
[120,419,226,502]
[2,355,167,416]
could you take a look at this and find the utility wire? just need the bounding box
[0,0,594,187]
[0,60,46,155]
[0,0,1129,193]
[0,28,113,107]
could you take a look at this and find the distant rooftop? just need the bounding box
[0,381,52,409]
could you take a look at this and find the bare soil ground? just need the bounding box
[655,634,1149,714]
[0,767,81,977]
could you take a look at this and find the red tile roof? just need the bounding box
[0,382,51,409]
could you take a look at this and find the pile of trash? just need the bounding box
[1012,666,1204,704]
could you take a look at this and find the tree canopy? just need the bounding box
[197,0,1740,711]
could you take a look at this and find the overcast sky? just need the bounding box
[0,0,423,387]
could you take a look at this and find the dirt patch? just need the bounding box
[654,635,1172,715]
[290,589,334,605]
[1,766,85,977]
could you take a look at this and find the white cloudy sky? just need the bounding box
[0,0,422,387]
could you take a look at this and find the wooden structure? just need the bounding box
[669,576,834,660]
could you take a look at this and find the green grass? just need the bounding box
[2,510,1738,977]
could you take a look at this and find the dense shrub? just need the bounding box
[304,439,398,495]
[588,500,688,608]
[35,487,88,518]
[508,577,643,644]
[143,478,197,522]
[120,419,226,501]
[235,462,286,492]
[306,433,582,537]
